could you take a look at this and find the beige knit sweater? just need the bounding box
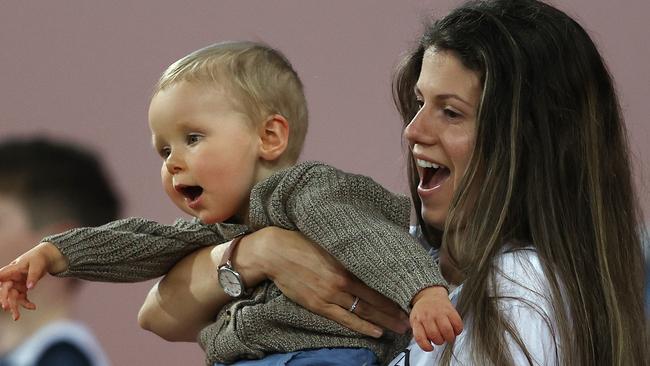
[45,161,445,365]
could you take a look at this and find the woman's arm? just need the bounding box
[138,227,409,341]
[138,243,231,342]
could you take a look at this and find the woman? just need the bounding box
[138,0,648,364]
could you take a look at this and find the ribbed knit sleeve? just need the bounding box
[44,217,247,282]
[249,161,446,311]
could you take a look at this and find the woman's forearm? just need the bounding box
[138,226,406,343]
[138,234,268,342]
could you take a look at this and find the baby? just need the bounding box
[0,41,461,365]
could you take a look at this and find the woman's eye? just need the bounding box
[443,108,461,119]
[415,99,424,110]
[186,134,202,145]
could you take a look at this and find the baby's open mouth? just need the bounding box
[417,159,450,189]
[178,185,203,201]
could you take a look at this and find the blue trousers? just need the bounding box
[214,347,378,366]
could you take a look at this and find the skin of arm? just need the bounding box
[138,227,410,342]
[138,231,268,342]
[139,244,228,341]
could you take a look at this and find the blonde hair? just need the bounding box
[154,41,308,163]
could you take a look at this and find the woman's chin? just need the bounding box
[421,209,445,230]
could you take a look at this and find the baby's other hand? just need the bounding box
[0,280,36,320]
[410,285,463,352]
[0,242,67,319]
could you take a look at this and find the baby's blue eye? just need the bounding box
[186,134,202,145]
[159,147,171,159]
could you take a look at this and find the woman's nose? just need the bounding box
[403,108,432,145]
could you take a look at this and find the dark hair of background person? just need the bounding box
[0,137,121,228]
[393,0,647,365]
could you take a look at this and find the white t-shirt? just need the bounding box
[3,320,110,366]
[389,247,561,366]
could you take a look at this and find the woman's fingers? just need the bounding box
[322,302,383,338]
[259,229,411,336]
[346,280,410,334]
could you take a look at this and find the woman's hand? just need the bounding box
[242,227,410,337]
[139,227,409,342]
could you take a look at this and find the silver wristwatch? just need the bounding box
[217,235,247,298]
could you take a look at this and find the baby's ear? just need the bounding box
[258,114,289,161]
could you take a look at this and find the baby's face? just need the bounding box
[148,82,261,224]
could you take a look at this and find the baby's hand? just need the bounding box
[0,280,36,320]
[0,242,68,320]
[410,285,463,352]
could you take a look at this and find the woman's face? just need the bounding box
[403,48,481,230]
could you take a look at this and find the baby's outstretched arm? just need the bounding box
[0,242,68,320]
[410,286,463,351]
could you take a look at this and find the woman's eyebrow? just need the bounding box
[415,84,473,108]
[436,94,474,108]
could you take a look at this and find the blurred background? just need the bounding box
[1,1,648,365]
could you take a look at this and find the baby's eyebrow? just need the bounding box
[150,135,163,151]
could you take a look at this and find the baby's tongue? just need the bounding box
[422,167,450,189]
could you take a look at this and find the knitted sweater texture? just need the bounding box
[44,161,445,365]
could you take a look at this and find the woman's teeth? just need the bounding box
[416,158,441,169]
[416,158,450,189]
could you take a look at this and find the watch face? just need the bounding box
[218,267,243,297]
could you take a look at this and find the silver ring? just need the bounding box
[348,296,360,313]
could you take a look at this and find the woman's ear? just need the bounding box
[258,114,289,162]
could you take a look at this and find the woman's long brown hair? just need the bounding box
[393,1,648,364]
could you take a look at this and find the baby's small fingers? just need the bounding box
[412,321,434,352]
[19,297,36,310]
[0,281,14,310]
[7,289,21,320]
[425,321,445,346]
[26,264,47,290]
[436,318,457,344]
[450,311,463,335]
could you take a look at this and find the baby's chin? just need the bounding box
[198,212,244,225]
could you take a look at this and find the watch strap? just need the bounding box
[219,234,245,268]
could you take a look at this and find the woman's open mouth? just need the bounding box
[416,158,450,190]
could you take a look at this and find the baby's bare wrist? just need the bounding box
[411,285,449,307]
[39,242,68,274]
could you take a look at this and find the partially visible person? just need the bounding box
[646,230,650,315]
[128,0,648,365]
[0,42,461,365]
[0,137,119,366]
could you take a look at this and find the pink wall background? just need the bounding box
[1,1,648,365]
